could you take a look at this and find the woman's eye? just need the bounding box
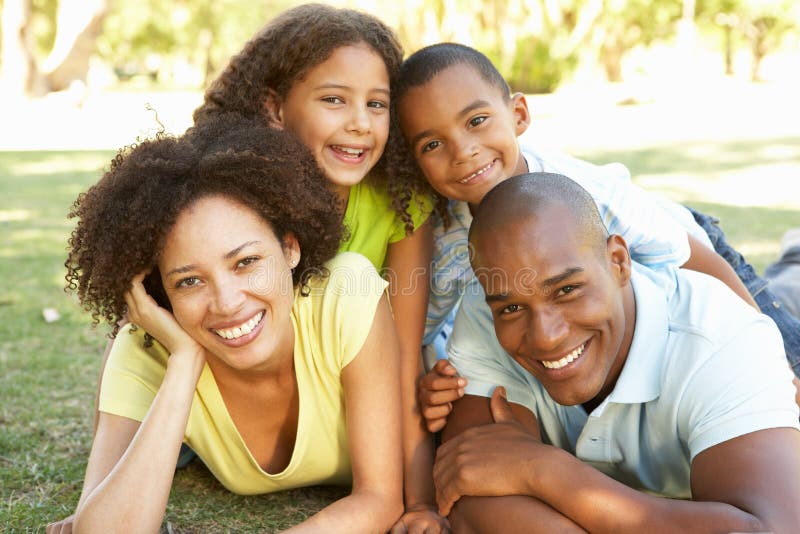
[176,277,201,289]
[468,116,487,127]
[237,256,259,269]
[421,140,441,153]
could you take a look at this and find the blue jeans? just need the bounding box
[689,208,800,377]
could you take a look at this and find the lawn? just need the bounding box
[1,89,798,531]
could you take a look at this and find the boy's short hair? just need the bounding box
[395,43,511,103]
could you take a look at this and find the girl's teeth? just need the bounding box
[542,343,585,370]
[213,312,263,340]
[460,161,492,183]
[333,145,363,156]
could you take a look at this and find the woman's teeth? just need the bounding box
[542,343,585,370]
[213,312,263,340]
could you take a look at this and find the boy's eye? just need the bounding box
[421,140,441,153]
[321,96,344,105]
[176,276,201,289]
[468,115,487,128]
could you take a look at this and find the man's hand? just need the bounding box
[418,359,466,432]
[390,504,451,534]
[433,387,541,516]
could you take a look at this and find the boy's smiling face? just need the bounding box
[397,63,530,206]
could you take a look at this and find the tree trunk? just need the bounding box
[40,0,108,93]
[0,0,37,97]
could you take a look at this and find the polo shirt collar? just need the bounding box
[593,264,669,415]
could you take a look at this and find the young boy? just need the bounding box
[435,172,800,531]
[393,43,800,429]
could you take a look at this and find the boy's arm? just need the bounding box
[683,234,758,308]
[437,390,800,532]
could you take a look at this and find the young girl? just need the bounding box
[88,4,444,531]
[50,115,402,532]
[194,6,444,530]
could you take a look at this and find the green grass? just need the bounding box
[1,132,798,531]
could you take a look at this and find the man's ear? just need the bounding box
[263,88,285,129]
[510,92,531,137]
[606,234,632,287]
[282,232,301,268]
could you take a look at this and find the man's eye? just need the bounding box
[501,304,521,314]
[421,140,441,153]
[558,285,579,296]
[468,116,487,127]
[176,277,200,289]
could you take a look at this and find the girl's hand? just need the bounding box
[390,504,450,533]
[124,271,202,358]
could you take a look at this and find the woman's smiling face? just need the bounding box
[158,195,299,373]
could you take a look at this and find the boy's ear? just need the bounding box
[263,88,285,129]
[510,92,531,136]
[606,234,632,287]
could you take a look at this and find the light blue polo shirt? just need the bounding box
[448,265,799,498]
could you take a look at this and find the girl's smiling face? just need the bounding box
[267,43,391,199]
[159,195,299,374]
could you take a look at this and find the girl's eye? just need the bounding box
[237,256,260,269]
[368,100,388,109]
[421,140,441,153]
[176,277,201,289]
[468,115,487,128]
[321,96,344,105]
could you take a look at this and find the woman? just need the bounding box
[51,114,402,532]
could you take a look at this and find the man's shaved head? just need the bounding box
[469,172,609,260]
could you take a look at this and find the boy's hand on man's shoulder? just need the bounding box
[418,359,466,433]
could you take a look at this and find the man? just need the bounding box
[434,172,800,532]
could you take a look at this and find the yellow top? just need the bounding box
[99,252,388,495]
[341,179,433,269]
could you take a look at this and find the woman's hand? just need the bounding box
[124,271,202,358]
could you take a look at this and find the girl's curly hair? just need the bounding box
[193,3,434,235]
[65,113,343,335]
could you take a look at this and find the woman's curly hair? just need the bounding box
[65,113,343,335]
[193,3,434,235]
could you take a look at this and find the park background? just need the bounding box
[1,0,799,531]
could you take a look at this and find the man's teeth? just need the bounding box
[333,145,364,156]
[213,312,263,340]
[541,343,585,370]
[459,161,493,183]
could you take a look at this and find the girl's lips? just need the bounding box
[329,144,369,164]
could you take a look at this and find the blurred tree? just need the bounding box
[698,0,798,80]
[596,0,682,82]
[0,0,106,97]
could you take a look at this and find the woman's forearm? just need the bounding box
[74,350,203,533]
[287,489,403,534]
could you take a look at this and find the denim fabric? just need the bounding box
[689,208,800,375]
